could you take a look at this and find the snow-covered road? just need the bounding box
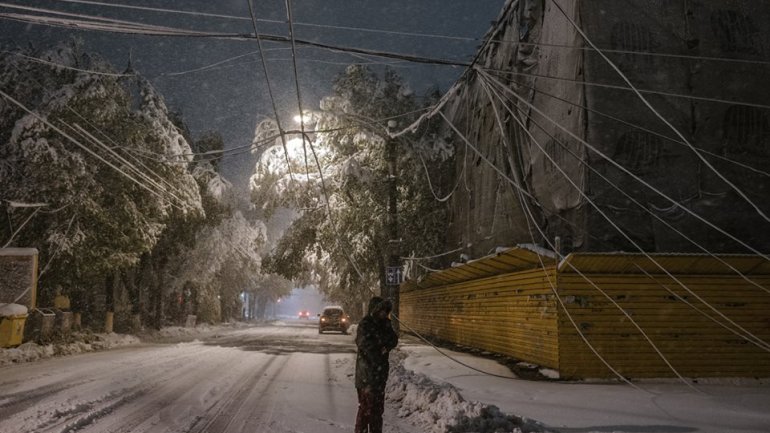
[0,321,417,433]
[5,322,767,433]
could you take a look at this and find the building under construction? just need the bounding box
[440,0,770,258]
[401,0,770,379]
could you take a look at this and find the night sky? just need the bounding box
[0,0,505,187]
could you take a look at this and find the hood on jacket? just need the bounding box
[367,296,392,316]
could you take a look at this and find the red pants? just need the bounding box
[355,387,385,433]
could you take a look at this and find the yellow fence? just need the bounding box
[402,267,559,368]
[400,248,770,379]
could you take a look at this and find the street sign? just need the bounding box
[385,266,402,285]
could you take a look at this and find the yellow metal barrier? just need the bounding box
[400,248,770,379]
[0,314,28,348]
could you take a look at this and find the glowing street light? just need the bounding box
[292,111,317,127]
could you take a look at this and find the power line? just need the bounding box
[436,109,651,390]
[479,69,770,261]
[481,73,770,351]
[417,150,461,203]
[284,0,310,183]
[478,71,770,353]
[495,40,770,67]
[551,0,770,225]
[0,56,199,212]
[1,207,41,248]
[65,107,194,202]
[0,88,182,211]
[55,0,274,23]
[402,246,465,262]
[0,2,204,34]
[53,0,480,42]
[246,0,295,183]
[156,47,290,77]
[0,10,238,37]
[482,74,770,297]
[0,9,475,66]
[5,5,770,115]
[35,212,77,280]
[503,76,770,180]
[1,50,134,77]
[2,50,194,204]
[53,0,770,67]
[443,74,764,387]
[482,68,770,111]
[68,123,188,207]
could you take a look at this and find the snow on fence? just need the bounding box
[400,247,770,379]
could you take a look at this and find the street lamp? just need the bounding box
[293,111,315,128]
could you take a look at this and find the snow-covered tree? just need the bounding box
[0,40,202,309]
[163,210,264,323]
[251,66,452,316]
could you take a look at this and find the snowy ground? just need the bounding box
[0,321,422,433]
[398,338,770,433]
[0,332,141,366]
[1,322,768,433]
[0,321,248,367]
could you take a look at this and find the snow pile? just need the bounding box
[137,324,217,343]
[0,322,254,366]
[157,324,216,339]
[0,332,139,366]
[386,351,552,433]
[0,303,28,316]
[0,342,55,365]
[139,322,252,343]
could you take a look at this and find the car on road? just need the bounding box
[318,306,349,334]
[298,310,311,319]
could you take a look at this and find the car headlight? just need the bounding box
[341,318,347,322]
[321,317,326,322]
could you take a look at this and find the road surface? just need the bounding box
[0,321,418,433]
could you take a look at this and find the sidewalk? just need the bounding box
[397,338,770,433]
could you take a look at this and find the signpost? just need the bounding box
[385,266,402,286]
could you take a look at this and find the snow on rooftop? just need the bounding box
[0,303,27,316]
[514,243,557,259]
[0,248,38,256]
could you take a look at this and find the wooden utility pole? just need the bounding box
[385,138,400,332]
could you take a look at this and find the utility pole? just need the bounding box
[385,137,400,332]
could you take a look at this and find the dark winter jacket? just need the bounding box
[355,297,398,390]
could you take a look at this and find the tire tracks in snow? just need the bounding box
[185,353,288,433]
[0,345,220,433]
[75,346,247,433]
[0,378,95,419]
[1,325,371,433]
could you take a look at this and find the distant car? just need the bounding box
[298,310,311,319]
[318,306,349,334]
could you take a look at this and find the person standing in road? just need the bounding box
[354,296,398,433]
